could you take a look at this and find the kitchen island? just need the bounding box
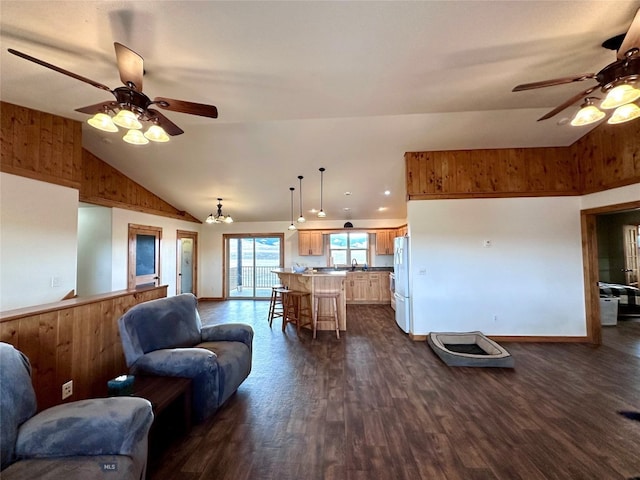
[272,269,347,331]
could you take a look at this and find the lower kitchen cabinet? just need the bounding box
[346,272,390,304]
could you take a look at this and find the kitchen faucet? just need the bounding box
[351,259,358,271]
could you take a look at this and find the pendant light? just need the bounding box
[297,175,306,223]
[288,187,297,231]
[317,167,326,218]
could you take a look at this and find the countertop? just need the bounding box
[271,268,347,276]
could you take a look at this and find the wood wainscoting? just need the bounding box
[0,285,167,411]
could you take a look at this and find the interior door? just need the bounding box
[623,224,639,286]
[177,230,198,295]
[128,224,162,289]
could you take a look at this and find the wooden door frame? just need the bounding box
[222,233,284,299]
[128,224,162,289]
[176,230,198,296]
[581,200,640,344]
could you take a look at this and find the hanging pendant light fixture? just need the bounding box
[317,167,326,218]
[205,198,233,224]
[297,175,306,223]
[288,187,297,231]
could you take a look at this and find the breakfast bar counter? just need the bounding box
[272,269,347,331]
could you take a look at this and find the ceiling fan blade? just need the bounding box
[114,42,144,91]
[617,7,640,59]
[7,48,111,92]
[537,85,600,121]
[153,97,218,118]
[147,108,185,136]
[512,74,595,92]
[74,101,118,115]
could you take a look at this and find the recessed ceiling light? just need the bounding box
[343,207,351,211]
[344,191,352,196]
[378,207,387,212]
[310,208,318,213]
[384,190,391,195]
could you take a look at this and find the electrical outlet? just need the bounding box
[62,380,73,399]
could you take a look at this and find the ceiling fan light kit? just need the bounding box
[608,102,640,124]
[8,42,218,146]
[513,8,640,127]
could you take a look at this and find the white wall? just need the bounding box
[407,196,586,337]
[110,208,202,295]
[0,173,78,310]
[580,183,639,210]
[77,204,112,296]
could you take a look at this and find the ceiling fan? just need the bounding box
[7,43,218,142]
[513,7,640,126]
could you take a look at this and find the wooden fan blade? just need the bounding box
[75,101,118,114]
[512,74,595,92]
[147,108,184,136]
[537,85,600,121]
[7,48,111,92]
[153,97,218,118]
[114,42,144,92]
[617,7,640,59]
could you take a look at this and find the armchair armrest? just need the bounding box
[201,323,254,350]
[15,397,152,459]
[130,347,218,378]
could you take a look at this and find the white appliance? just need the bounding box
[393,236,410,333]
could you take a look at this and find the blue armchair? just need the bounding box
[118,293,253,423]
[0,342,153,480]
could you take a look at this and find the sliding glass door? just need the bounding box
[224,234,284,299]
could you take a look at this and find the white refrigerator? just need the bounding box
[393,236,410,333]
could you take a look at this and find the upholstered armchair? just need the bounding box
[118,293,253,423]
[0,342,153,480]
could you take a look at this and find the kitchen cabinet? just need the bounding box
[298,231,324,256]
[396,225,408,237]
[375,230,395,255]
[346,271,390,304]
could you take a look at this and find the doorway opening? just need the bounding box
[581,200,640,345]
[223,234,284,299]
[177,230,198,296]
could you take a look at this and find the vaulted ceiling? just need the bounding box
[1,1,639,223]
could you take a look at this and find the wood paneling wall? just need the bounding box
[573,119,640,193]
[406,120,640,199]
[1,101,82,189]
[80,149,201,223]
[1,101,200,222]
[0,285,167,411]
[406,147,578,199]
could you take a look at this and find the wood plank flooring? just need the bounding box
[148,302,640,480]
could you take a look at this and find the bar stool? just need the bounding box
[267,285,287,328]
[282,291,312,334]
[313,291,340,339]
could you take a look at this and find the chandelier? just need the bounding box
[205,198,233,224]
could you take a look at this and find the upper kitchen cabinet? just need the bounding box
[298,231,324,256]
[396,225,408,237]
[375,230,395,255]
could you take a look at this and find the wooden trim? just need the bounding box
[488,336,590,343]
[409,191,578,201]
[580,200,640,346]
[128,224,162,290]
[0,285,167,411]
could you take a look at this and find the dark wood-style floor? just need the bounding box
[148,301,640,480]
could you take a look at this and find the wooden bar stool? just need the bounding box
[267,285,287,328]
[282,291,312,334]
[313,291,340,339]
